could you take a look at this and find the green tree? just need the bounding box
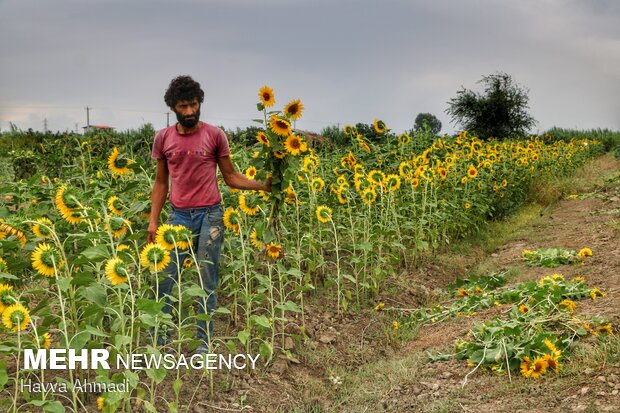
[414,113,442,134]
[446,72,536,139]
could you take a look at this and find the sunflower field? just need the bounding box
[0,86,607,412]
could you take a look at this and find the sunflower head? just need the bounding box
[383,174,401,192]
[2,303,31,332]
[373,119,387,134]
[265,242,283,259]
[223,208,241,234]
[40,332,52,349]
[156,224,188,250]
[284,135,304,156]
[31,243,64,277]
[139,243,171,272]
[467,165,478,179]
[343,125,356,136]
[311,177,325,192]
[316,205,333,224]
[398,133,411,146]
[269,116,291,137]
[107,147,133,175]
[105,257,128,286]
[0,283,17,313]
[31,217,54,239]
[245,166,258,180]
[256,131,270,147]
[239,193,261,216]
[284,99,304,121]
[107,196,125,215]
[361,188,377,206]
[258,85,275,108]
[368,170,385,187]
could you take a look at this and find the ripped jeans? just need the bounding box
[155,203,224,345]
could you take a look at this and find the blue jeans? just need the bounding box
[155,203,224,346]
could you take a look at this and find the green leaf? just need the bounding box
[78,245,109,263]
[69,331,91,351]
[238,330,250,345]
[42,401,65,413]
[173,378,183,397]
[259,341,273,363]
[252,315,272,329]
[79,283,107,307]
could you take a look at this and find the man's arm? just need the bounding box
[147,159,169,243]
[217,156,271,192]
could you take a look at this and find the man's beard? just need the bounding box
[176,108,200,128]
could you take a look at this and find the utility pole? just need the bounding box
[43,118,48,133]
[166,112,170,127]
[85,106,91,128]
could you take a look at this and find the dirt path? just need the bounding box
[357,154,620,413]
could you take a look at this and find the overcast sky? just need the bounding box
[1,0,619,135]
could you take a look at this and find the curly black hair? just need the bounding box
[164,75,205,108]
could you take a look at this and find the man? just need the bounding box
[148,75,270,353]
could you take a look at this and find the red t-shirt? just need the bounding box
[152,122,231,208]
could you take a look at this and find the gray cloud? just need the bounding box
[1,0,618,134]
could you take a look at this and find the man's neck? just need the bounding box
[176,121,202,135]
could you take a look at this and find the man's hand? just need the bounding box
[147,222,158,244]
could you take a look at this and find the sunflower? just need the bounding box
[520,356,548,379]
[590,288,605,299]
[31,243,64,277]
[140,243,171,272]
[258,85,275,107]
[316,205,332,223]
[543,339,562,359]
[461,176,468,185]
[104,257,128,286]
[373,119,387,134]
[269,116,291,137]
[519,305,529,314]
[284,135,304,156]
[456,288,469,297]
[39,332,52,349]
[183,257,193,268]
[107,196,124,215]
[245,166,258,180]
[343,125,356,136]
[411,178,420,188]
[0,223,27,246]
[361,188,377,205]
[577,248,592,257]
[284,99,304,121]
[501,179,508,187]
[358,139,372,154]
[55,186,83,224]
[256,131,270,147]
[107,147,133,175]
[223,208,241,234]
[336,188,349,205]
[438,167,448,180]
[239,194,260,216]
[543,354,560,373]
[465,202,471,209]
[383,174,401,192]
[392,321,400,331]
[2,303,30,332]
[31,217,53,239]
[302,156,317,173]
[597,324,613,335]
[559,299,576,313]
[368,170,385,187]
[273,150,286,159]
[249,228,264,249]
[0,257,7,274]
[311,177,325,192]
[0,283,17,313]
[467,164,478,179]
[156,224,190,250]
[397,133,411,146]
[265,242,283,259]
[104,217,128,239]
[97,396,105,411]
